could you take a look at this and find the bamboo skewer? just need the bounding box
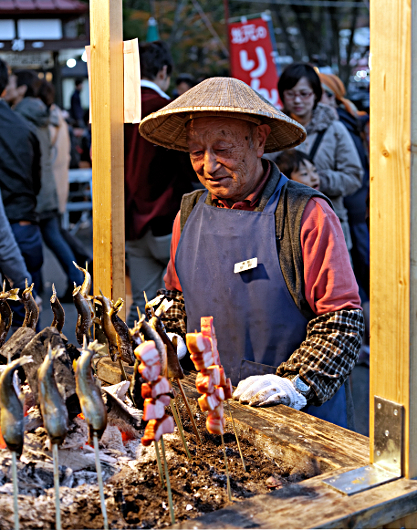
[160,437,175,525]
[93,433,109,530]
[52,443,62,530]
[154,440,165,487]
[170,401,191,460]
[11,451,19,530]
[176,378,203,444]
[226,401,246,471]
[221,434,232,502]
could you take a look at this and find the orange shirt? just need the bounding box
[164,195,361,316]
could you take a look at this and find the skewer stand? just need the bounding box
[52,443,62,530]
[11,451,19,530]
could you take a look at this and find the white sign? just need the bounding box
[234,258,258,274]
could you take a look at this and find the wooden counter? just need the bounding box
[173,375,417,529]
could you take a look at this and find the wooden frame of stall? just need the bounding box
[88,0,417,527]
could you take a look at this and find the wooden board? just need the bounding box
[369,0,417,478]
[173,473,417,529]
[89,0,125,317]
[180,373,368,473]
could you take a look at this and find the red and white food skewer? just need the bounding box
[134,340,175,524]
[187,316,240,500]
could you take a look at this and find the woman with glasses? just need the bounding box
[277,63,362,252]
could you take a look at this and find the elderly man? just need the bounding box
[139,78,364,430]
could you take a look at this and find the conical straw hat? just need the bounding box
[139,77,306,152]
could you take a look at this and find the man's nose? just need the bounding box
[204,151,220,174]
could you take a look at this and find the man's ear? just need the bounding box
[256,124,271,157]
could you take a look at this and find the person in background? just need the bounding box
[274,150,320,190]
[174,73,196,97]
[0,188,32,294]
[38,81,71,218]
[277,63,363,252]
[70,78,85,128]
[124,41,195,325]
[0,60,43,324]
[319,72,370,364]
[14,70,83,299]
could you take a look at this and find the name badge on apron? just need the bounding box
[234,257,258,274]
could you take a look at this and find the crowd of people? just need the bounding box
[0,40,370,374]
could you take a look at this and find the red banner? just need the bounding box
[229,16,280,107]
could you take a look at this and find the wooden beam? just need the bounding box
[370,0,417,478]
[89,0,125,317]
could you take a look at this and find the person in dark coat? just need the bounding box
[124,41,195,325]
[0,60,43,320]
[70,78,85,128]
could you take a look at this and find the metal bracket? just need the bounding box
[322,396,403,495]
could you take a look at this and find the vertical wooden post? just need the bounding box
[370,0,417,478]
[89,0,125,317]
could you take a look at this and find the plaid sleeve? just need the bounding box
[276,308,364,406]
[156,288,187,337]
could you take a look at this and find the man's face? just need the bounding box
[186,117,269,202]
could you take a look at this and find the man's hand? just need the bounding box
[232,374,307,410]
[167,332,187,360]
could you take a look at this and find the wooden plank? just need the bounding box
[383,512,417,529]
[89,0,125,318]
[180,373,369,473]
[369,0,417,477]
[173,473,417,529]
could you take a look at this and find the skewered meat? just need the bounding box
[137,318,167,376]
[186,333,212,354]
[143,398,165,421]
[75,340,107,442]
[149,313,184,379]
[190,350,214,371]
[138,361,161,382]
[141,415,175,446]
[198,392,221,412]
[0,356,33,456]
[135,341,159,366]
[38,347,69,446]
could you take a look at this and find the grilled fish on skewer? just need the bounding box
[38,346,69,446]
[75,339,107,443]
[109,299,134,364]
[0,288,19,347]
[73,262,94,317]
[0,356,33,457]
[149,314,183,380]
[21,283,39,330]
[50,284,65,333]
[73,283,92,346]
[96,289,119,360]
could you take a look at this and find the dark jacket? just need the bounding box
[0,100,40,224]
[124,87,195,240]
[15,97,59,218]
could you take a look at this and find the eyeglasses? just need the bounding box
[283,90,314,100]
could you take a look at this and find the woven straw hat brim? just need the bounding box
[139,77,306,153]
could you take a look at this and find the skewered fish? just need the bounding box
[38,346,69,446]
[21,283,39,330]
[109,299,134,364]
[73,283,92,346]
[0,288,19,347]
[75,340,107,443]
[96,289,119,360]
[73,262,94,317]
[50,284,65,333]
[0,356,33,457]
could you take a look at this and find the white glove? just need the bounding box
[167,333,187,360]
[232,374,307,410]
